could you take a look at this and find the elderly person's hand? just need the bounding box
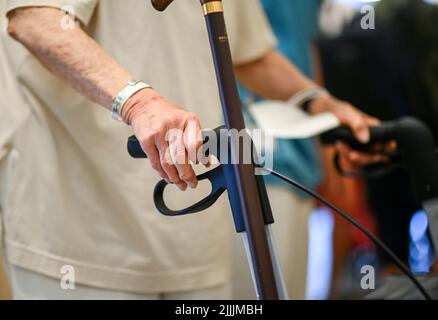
[7,7,204,191]
[122,89,203,191]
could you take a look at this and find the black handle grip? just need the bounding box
[127,125,274,225]
[127,126,224,159]
[320,124,394,152]
[127,126,228,216]
[322,117,438,202]
[151,0,174,11]
[128,136,147,158]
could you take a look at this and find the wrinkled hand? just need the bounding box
[308,95,395,167]
[122,88,203,190]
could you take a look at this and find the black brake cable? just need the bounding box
[333,152,403,179]
[259,166,433,300]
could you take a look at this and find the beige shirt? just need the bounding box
[0,0,275,293]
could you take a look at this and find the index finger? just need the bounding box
[183,115,203,164]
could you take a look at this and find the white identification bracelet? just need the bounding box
[288,87,330,111]
[112,80,152,121]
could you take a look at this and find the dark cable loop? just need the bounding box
[333,151,403,179]
[259,166,433,300]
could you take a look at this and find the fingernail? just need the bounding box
[189,181,197,189]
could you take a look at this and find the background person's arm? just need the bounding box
[7,7,202,190]
[235,50,377,144]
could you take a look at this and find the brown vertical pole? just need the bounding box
[148,0,279,299]
[199,0,278,299]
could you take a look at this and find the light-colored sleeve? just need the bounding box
[6,0,99,26]
[224,0,277,65]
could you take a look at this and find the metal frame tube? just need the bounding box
[200,0,279,299]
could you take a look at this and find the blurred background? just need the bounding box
[1,0,438,300]
[310,0,438,299]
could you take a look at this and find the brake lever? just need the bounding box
[153,165,226,216]
[127,126,227,216]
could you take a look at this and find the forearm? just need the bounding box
[311,46,325,86]
[8,7,204,189]
[236,49,378,144]
[235,50,318,101]
[7,7,133,109]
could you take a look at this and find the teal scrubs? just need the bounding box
[240,0,323,193]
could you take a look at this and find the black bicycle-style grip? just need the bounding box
[151,0,174,11]
[322,117,438,202]
[128,136,147,158]
[127,126,224,159]
[320,124,394,152]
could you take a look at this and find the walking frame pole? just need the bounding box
[148,0,283,300]
[199,0,278,300]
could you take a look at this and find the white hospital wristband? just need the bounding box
[111,80,152,121]
[288,87,330,112]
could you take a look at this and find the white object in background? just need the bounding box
[319,0,381,37]
[247,100,340,139]
[306,207,335,300]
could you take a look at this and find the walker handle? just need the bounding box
[151,0,174,11]
[320,124,394,152]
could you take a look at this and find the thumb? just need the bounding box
[352,120,370,144]
[335,104,370,143]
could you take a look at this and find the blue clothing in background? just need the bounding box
[240,0,323,193]
[261,0,320,77]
